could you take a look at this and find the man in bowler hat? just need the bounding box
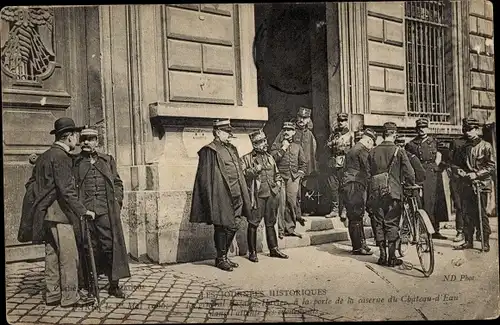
[241,130,289,262]
[19,117,95,307]
[72,127,131,298]
[190,119,252,271]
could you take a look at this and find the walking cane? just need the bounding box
[473,181,485,252]
[83,216,100,305]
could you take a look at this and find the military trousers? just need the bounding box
[45,222,81,306]
[326,166,344,212]
[371,197,402,243]
[461,186,491,242]
[281,177,301,234]
[83,214,113,278]
[248,194,279,228]
[342,182,367,250]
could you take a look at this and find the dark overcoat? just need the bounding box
[73,153,131,281]
[189,141,252,228]
[18,144,87,244]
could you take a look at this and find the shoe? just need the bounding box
[432,233,447,240]
[61,297,95,308]
[325,203,339,218]
[215,258,233,271]
[226,257,239,268]
[46,300,60,306]
[361,241,372,252]
[269,248,289,259]
[377,241,387,266]
[453,242,473,250]
[483,234,490,252]
[476,232,481,242]
[352,248,373,256]
[387,241,403,267]
[108,286,125,299]
[285,231,303,239]
[278,232,284,239]
[297,218,306,227]
[248,251,258,263]
[453,232,464,242]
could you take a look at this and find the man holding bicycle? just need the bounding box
[368,122,416,267]
[452,118,495,252]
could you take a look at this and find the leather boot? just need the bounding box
[359,223,371,252]
[266,226,288,259]
[483,233,490,252]
[325,202,339,218]
[377,241,387,266]
[225,229,239,268]
[454,230,473,250]
[214,228,232,271]
[348,221,361,252]
[352,222,372,255]
[387,240,403,267]
[247,226,258,263]
[108,279,125,298]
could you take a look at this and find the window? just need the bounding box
[405,1,451,123]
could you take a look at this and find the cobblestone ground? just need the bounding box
[6,262,339,324]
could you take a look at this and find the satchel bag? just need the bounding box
[370,148,399,198]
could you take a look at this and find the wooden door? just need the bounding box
[2,6,101,262]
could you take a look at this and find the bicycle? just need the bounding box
[397,184,435,277]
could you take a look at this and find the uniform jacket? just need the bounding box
[368,141,416,202]
[18,143,88,244]
[406,150,426,184]
[240,150,283,209]
[342,141,370,187]
[327,127,354,159]
[73,152,131,281]
[275,122,317,175]
[451,137,496,192]
[189,140,252,227]
[270,136,307,180]
[405,136,439,171]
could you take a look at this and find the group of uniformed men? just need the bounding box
[19,118,130,307]
[190,107,495,271]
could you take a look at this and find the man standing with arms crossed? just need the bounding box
[73,127,130,298]
[241,130,288,262]
[19,117,95,307]
[190,119,252,271]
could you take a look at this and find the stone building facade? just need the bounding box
[2,2,495,263]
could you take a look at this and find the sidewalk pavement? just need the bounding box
[6,261,337,324]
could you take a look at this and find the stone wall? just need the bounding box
[469,0,495,123]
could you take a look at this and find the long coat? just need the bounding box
[73,153,131,281]
[189,141,252,228]
[274,123,317,175]
[18,144,88,244]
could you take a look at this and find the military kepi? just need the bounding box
[249,130,266,143]
[283,121,296,130]
[462,117,480,129]
[416,118,429,128]
[354,130,364,140]
[337,113,348,121]
[297,106,312,118]
[80,126,99,138]
[363,128,377,141]
[49,117,84,135]
[213,119,233,133]
[395,136,406,144]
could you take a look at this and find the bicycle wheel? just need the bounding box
[398,205,412,257]
[415,209,435,277]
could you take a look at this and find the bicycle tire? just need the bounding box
[415,209,435,277]
[398,204,412,257]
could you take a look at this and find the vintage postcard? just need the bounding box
[3,2,498,323]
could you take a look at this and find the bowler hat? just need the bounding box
[49,117,84,135]
[297,107,312,118]
[337,113,348,121]
[383,122,398,132]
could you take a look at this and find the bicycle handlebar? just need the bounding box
[403,184,422,190]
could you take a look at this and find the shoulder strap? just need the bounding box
[387,147,399,174]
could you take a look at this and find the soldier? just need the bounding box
[341,129,377,255]
[18,117,95,307]
[452,118,495,252]
[73,127,131,298]
[190,119,253,271]
[354,130,364,143]
[325,113,354,219]
[270,122,307,238]
[405,118,447,240]
[395,136,426,185]
[293,106,318,176]
[241,130,289,262]
[368,122,416,267]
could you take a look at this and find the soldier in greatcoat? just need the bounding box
[72,127,131,298]
[368,122,416,267]
[405,118,447,240]
[189,119,252,271]
[326,113,354,219]
[451,118,495,252]
[341,129,377,255]
[240,130,288,262]
[270,122,307,238]
[18,117,95,307]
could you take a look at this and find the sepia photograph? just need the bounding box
[2,1,498,323]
